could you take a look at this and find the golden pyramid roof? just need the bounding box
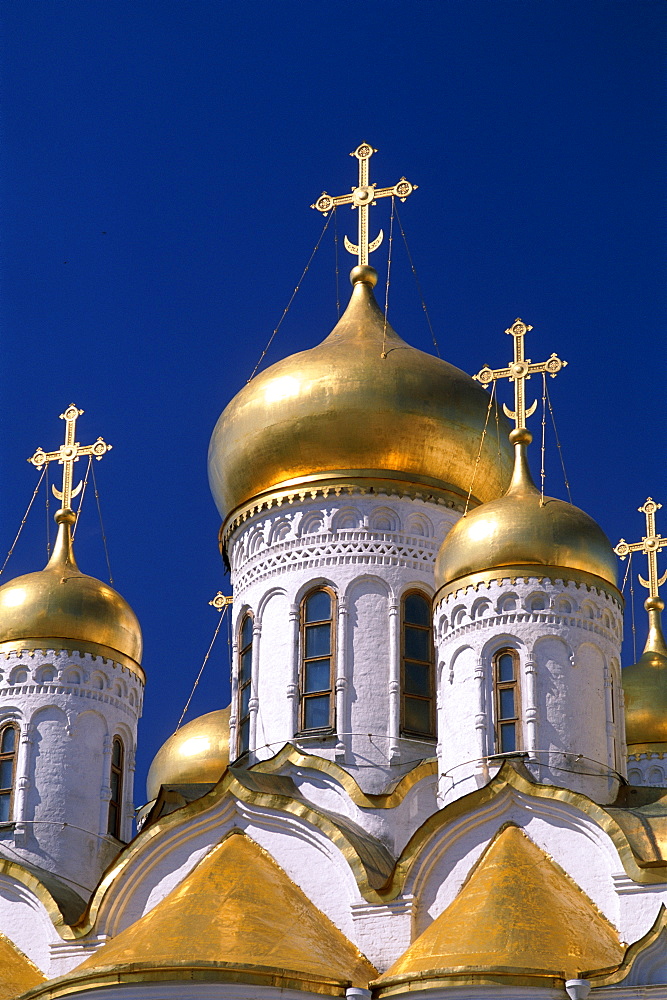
[0,931,45,999]
[374,824,624,993]
[46,831,376,997]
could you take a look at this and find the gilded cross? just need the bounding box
[615,499,667,599]
[28,404,112,511]
[209,592,233,611]
[473,318,567,430]
[311,143,417,266]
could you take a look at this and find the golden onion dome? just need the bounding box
[435,428,618,597]
[208,265,513,526]
[623,597,667,752]
[0,510,142,678]
[146,707,230,801]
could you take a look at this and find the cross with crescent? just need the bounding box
[614,499,667,598]
[472,318,568,430]
[28,404,112,512]
[311,143,417,266]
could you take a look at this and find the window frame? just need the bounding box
[237,612,254,757]
[299,586,336,734]
[107,736,124,839]
[400,590,436,741]
[0,723,18,824]
[493,648,522,754]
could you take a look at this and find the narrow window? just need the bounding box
[238,614,253,755]
[107,737,124,838]
[300,589,334,732]
[401,592,435,739]
[494,650,521,753]
[0,725,18,823]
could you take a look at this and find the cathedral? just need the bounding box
[0,144,666,1000]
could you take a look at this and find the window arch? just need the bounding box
[493,649,521,753]
[401,592,435,740]
[237,613,254,755]
[0,724,18,823]
[107,736,124,838]
[300,588,335,732]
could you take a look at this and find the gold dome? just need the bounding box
[146,707,231,801]
[0,510,142,678]
[208,265,513,526]
[623,597,667,752]
[435,429,618,597]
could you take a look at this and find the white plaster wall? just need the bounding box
[435,577,624,805]
[228,492,457,793]
[0,647,142,895]
[0,874,62,973]
[284,764,438,856]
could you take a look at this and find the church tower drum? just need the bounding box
[433,322,624,806]
[207,147,513,791]
[0,406,144,897]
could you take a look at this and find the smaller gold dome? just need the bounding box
[623,597,667,752]
[146,707,230,801]
[435,430,618,595]
[0,511,142,676]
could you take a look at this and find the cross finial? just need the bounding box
[209,592,233,611]
[615,499,667,600]
[28,404,112,512]
[311,143,417,266]
[472,318,567,430]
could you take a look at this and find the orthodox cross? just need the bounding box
[473,318,567,430]
[28,404,112,511]
[209,592,233,611]
[311,143,417,266]
[614,499,667,598]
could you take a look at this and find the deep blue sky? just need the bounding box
[0,1,665,802]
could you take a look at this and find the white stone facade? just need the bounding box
[627,752,667,787]
[226,490,459,793]
[434,575,625,805]
[0,645,143,895]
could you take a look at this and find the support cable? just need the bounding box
[629,553,637,664]
[45,463,51,558]
[463,381,497,516]
[493,390,505,493]
[71,455,92,541]
[247,213,332,382]
[176,603,228,731]
[544,380,573,504]
[334,206,341,320]
[540,373,547,504]
[394,202,441,357]
[90,461,114,585]
[381,197,396,359]
[0,466,47,579]
[620,551,632,594]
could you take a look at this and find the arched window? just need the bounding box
[493,649,521,753]
[401,592,435,739]
[107,736,124,838]
[237,614,253,755]
[0,724,18,823]
[300,589,335,732]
